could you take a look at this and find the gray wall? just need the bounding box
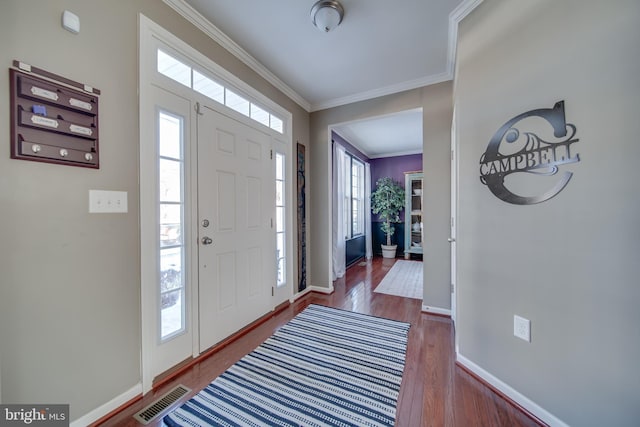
[0,0,309,421]
[310,82,452,310]
[455,0,640,425]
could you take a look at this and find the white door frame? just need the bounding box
[450,106,458,327]
[139,15,293,394]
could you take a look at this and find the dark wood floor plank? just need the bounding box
[97,257,544,427]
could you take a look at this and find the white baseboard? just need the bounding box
[309,284,334,294]
[70,383,142,427]
[456,354,568,427]
[292,287,312,301]
[293,284,334,302]
[421,304,451,316]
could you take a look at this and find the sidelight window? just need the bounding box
[158,110,186,340]
[275,152,286,287]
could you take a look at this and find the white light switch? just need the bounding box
[89,190,128,213]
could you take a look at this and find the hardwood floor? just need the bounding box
[98,257,543,427]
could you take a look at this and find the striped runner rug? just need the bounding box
[163,304,410,426]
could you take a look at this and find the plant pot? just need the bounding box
[381,244,397,259]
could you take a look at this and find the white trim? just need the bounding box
[310,285,335,295]
[326,127,335,287]
[311,72,451,112]
[162,0,311,112]
[456,354,569,427]
[368,149,423,159]
[421,305,452,316]
[292,287,312,301]
[70,383,142,427]
[447,0,484,77]
[292,284,334,301]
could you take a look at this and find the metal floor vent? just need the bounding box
[133,384,191,425]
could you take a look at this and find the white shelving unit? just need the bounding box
[404,171,423,259]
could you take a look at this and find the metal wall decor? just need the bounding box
[479,101,580,205]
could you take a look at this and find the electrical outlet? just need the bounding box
[89,190,128,213]
[513,315,531,342]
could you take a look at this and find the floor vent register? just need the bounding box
[133,384,191,425]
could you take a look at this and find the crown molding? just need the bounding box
[311,71,452,112]
[162,0,312,112]
[447,0,484,76]
[369,149,424,159]
[163,0,483,114]
[311,0,483,112]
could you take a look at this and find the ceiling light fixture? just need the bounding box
[310,0,344,33]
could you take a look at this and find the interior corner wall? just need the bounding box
[309,82,452,309]
[455,0,640,425]
[0,0,309,422]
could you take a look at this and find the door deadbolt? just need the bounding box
[202,219,210,228]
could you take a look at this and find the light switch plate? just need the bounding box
[89,190,127,213]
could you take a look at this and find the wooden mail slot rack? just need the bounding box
[10,65,100,168]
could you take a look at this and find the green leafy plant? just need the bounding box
[371,177,406,246]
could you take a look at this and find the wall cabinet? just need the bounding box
[404,172,423,258]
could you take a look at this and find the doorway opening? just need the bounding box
[329,108,424,286]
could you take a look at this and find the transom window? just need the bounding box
[157,49,284,133]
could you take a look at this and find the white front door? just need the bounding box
[197,105,275,352]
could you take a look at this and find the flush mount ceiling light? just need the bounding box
[310,0,344,33]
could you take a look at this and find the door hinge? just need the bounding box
[270,149,273,159]
[271,286,274,296]
[195,102,204,116]
[450,283,455,294]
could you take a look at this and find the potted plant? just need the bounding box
[371,177,406,258]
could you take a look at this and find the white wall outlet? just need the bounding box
[89,190,128,213]
[513,315,531,342]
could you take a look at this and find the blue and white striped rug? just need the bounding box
[163,304,410,426]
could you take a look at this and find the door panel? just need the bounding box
[198,106,274,352]
[217,171,236,231]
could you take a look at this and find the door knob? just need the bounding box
[201,237,213,245]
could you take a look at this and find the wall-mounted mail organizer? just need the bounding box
[10,60,100,168]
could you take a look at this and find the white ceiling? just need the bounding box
[171,0,472,157]
[333,109,423,159]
